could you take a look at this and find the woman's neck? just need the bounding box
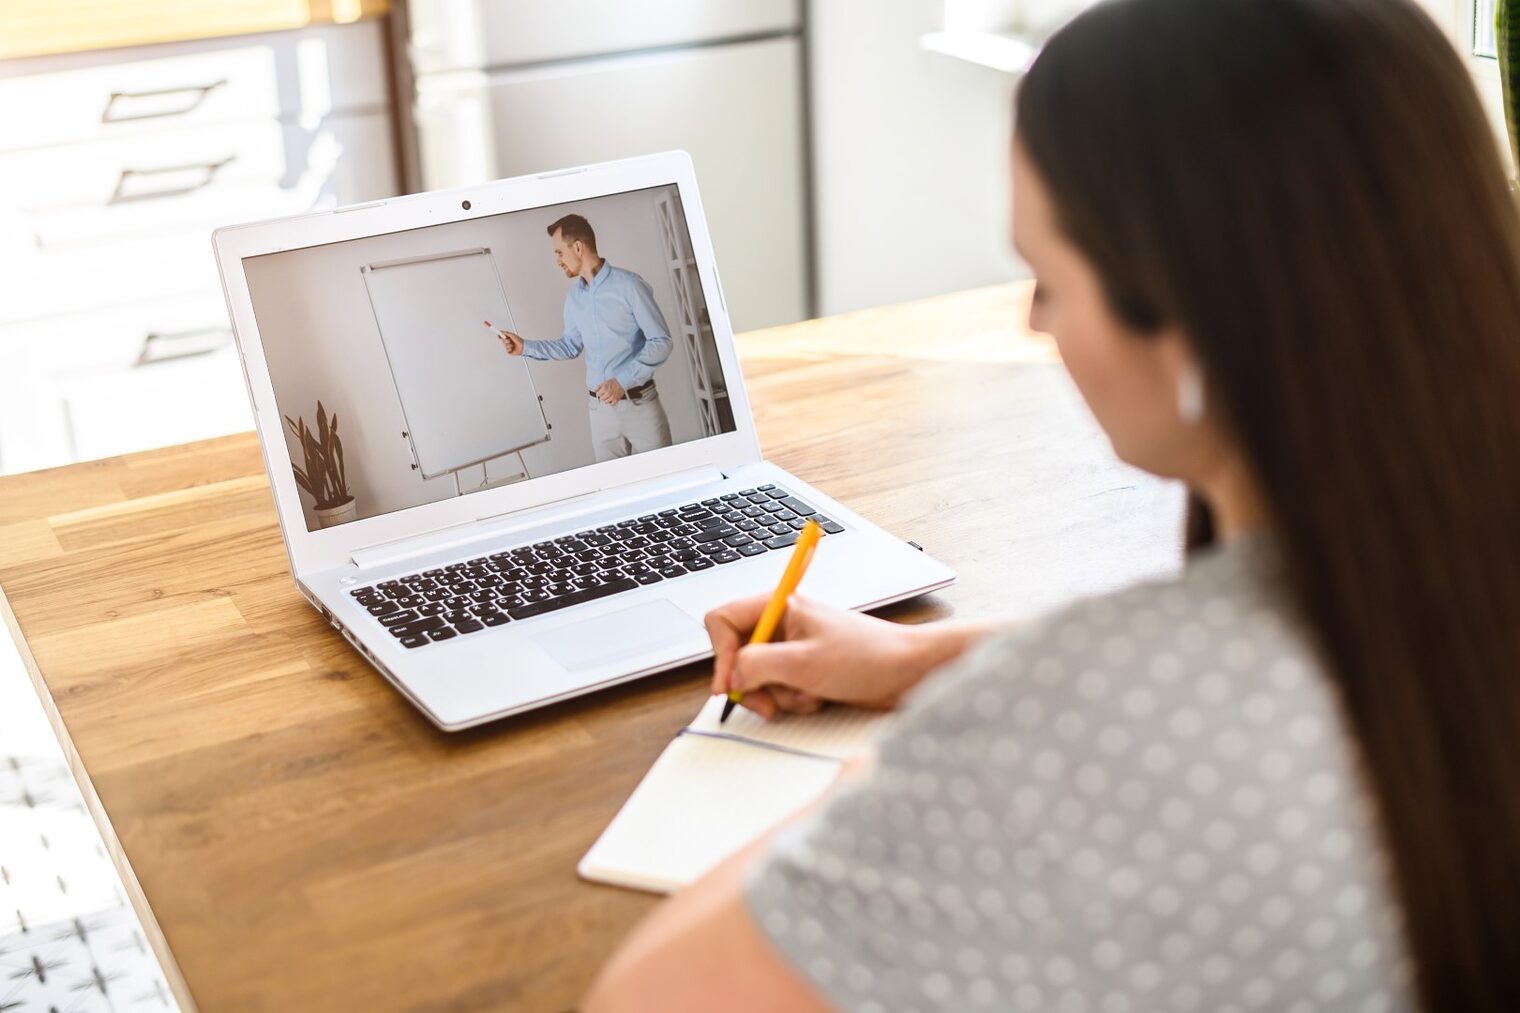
[1197,449,1270,542]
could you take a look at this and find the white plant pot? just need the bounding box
[315,498,357,528]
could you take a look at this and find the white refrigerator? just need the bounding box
[407,0,811,332]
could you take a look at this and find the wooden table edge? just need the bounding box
[0,583,201,1013]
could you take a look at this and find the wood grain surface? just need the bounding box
[0,282,1185,1011]
[0,0,388,62]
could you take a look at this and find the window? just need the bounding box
[1476,0,1497,59]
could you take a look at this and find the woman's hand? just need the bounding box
[705,594,943,718]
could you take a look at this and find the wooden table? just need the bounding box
[0,283,1183,1011]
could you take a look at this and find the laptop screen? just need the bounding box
[243,184,739,533]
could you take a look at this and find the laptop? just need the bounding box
[212,151,954,730]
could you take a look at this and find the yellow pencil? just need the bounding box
[720,518,824,724]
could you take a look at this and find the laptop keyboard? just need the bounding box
[347,485,845,649]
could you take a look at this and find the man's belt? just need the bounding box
[588,379,655,399]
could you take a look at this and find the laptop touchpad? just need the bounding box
[531,599,709,672]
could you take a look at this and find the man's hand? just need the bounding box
[595,378,626,404]
[496,329,525,356]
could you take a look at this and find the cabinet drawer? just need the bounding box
[0,115,397,323]
[0,293,244,473]
[0,20,389,153]
[13,113,398,250]
[408,0,798,72]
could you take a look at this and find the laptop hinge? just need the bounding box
[349,465,727,571]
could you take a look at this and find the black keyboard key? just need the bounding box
[759,484,777,491]
[723,533,754,547]
[711,550,742,564]
[687,557,716,571]
[698,542,728,555]
[660,564,688,578]
[788,517,808,530]
[780,497,817,516]
[378,609,420,627]
[820,519,845,534]
[694,526,737,543]
[738,542,768,557]
[453,619,484,634]
[367,601,400,617]
[427,627,458,642]
[391,616,446,637]
[350,587,372,598]
[766,488,790,500]
[761,501,787,514]
[399,635,429,649]
[736,519,761,532]
[672,549,699,562]
[764,532,800,549]
[507,576,640,620]
[681,509,714,521]
[417,602,446,617]
[635,572,664,585]
[481,612,511,627]
[742,506,765,517]
[721,493,741,501]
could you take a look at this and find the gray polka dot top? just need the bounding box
[745,533,1416,1012]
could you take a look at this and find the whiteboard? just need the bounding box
[361,248,549,480]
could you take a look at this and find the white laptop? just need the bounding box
[212,151,954,730]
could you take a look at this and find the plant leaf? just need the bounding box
[332,431,347,497]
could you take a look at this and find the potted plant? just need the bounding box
[1500,0,1520,185]
[286,401,355,527]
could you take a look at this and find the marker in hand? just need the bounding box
[488,320,523,355]
[720,519,825,723]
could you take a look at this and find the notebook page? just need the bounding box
[684,693,893,760]
[578,733,840,894]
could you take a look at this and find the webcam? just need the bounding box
[461,200,472,211]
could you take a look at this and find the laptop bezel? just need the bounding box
[212,151,764,576]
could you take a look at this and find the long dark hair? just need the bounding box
[1018,0,1520,1008]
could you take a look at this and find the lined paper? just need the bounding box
[578,699,894,894]
[685,694,891,760]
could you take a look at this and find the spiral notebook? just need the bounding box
[578,695,892,894]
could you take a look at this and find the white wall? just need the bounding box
[808,0,1026,315]
[244,185,717,529]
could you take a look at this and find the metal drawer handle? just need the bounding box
[110,155,237,204]
[101,79,228,123]
[135,326,231,367]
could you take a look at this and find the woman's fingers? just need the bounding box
[769,686,824,715]
[732,640,813,695]
[704,594,781,693]
[737,687,779,720]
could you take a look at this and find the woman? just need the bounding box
[586,0,1520,1008]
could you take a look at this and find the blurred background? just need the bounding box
[0,0,1503,479]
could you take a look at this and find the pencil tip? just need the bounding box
[719,698,736,724]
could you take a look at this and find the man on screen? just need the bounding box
[496,214,674,463]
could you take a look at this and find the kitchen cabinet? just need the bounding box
[0,19,399,474]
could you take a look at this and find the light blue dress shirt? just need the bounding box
[522,261,674,391]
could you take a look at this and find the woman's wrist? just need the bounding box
[895,619,1003,692]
